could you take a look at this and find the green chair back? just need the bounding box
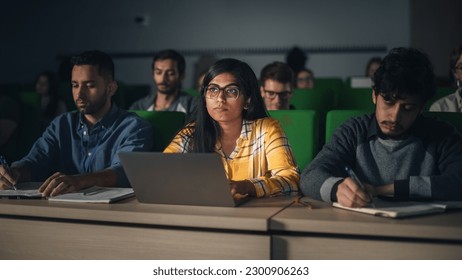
[424,112,462,133]
[325,109,371,143]
[269,110,319,169]
[336,87,375,110]
[130,110,186,152]
[314,77,345,95]
[291,88,335,112]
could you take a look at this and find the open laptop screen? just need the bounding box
[119,152,248,207]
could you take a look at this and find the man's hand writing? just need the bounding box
[336,177,371,208]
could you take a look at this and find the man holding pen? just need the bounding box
[301,47,462,207]
[0,50,153,196]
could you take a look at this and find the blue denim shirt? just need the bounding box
[13,104,153,187]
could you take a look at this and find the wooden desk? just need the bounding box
[0,196,293,260]
[271,198,462,259]
[2,195,461,260]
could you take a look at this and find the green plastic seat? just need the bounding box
[325,109,371,143]
[314,77,345,95]
[130,110,186,152]
[269,110,319,169]
[336,87,375,110]
[291,88,335,112]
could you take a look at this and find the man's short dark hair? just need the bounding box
[260,62,294,87]
[152,49,186,76]
[70,50,115,80]
[373,47,436,104]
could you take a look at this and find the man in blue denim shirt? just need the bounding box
[0,50,153,196]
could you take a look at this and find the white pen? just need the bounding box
[345,166,375,208]
[0,156,17,190]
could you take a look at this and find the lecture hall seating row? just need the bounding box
[1,78,460,167]
[2,76,455,112]
[131,110,462,170]
[3,99,462,171]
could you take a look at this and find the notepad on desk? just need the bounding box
[48,186,134,204]
[333,199,447,218]
[0,182,43,199]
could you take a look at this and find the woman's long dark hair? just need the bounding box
[191,58,268,152]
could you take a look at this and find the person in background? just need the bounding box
[365,57,382,80]
[429,44,462,112]
[286,46,307,75]
[164,58,299,199]
[296,68,315,89]
[0,50,153,196]
[301,47,462,207]
[34,71,67,130]
[260,61,295,110]
[130,49,197,118]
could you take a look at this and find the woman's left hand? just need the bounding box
[229,180,256,199]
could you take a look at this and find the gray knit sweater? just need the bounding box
[301,114,462,202]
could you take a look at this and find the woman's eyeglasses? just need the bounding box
[205,85,241,100]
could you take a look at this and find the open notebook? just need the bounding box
[0,182,43,199]
[119,152,249,207]
[333,198,449,218]
[0,183,133,203]
[48,186,134,203]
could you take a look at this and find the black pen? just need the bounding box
[83,188,106,196]
[0,156,17,190]
[345,166,375,208]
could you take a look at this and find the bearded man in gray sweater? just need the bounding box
[301,47,462,207]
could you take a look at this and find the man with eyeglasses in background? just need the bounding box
[260,62,295,110]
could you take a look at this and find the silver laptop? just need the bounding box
[119,152,249,207]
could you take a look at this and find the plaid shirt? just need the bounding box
[164,117,300,197]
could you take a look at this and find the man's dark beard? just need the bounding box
[76,90,109,115]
